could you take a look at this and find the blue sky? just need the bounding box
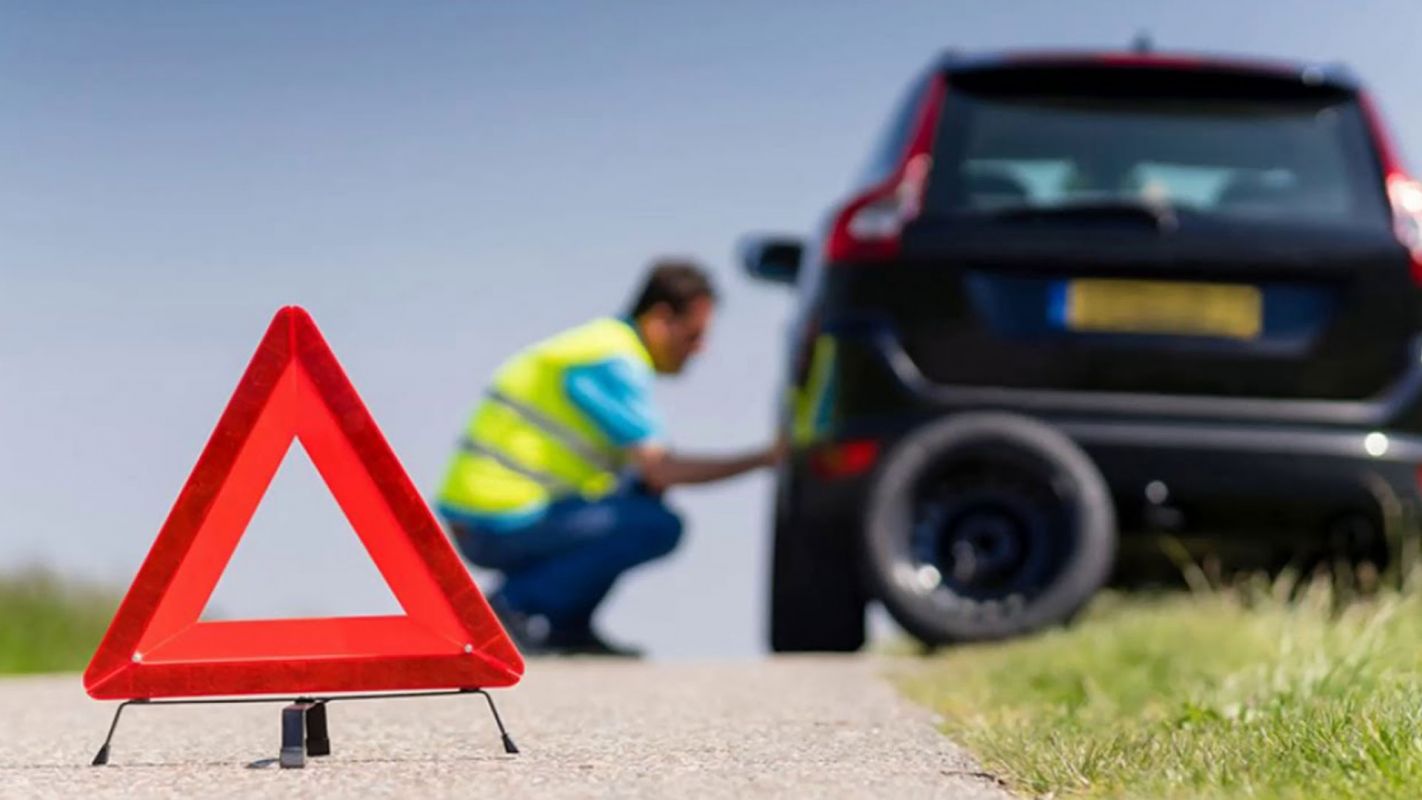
[5,1,1421,658]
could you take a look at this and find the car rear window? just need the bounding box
[923,68,1390,229]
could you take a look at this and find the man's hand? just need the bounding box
[763,432,790,468]
[631,435,787,492]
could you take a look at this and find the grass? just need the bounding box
[0,568,117,674]
[895,565,1422,799]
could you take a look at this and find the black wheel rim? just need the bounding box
[906,454,1075,605]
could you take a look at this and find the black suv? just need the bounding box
[743,50,1422,652]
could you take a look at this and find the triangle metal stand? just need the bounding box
[90,688,518,768]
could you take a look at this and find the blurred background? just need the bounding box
[4,0,1422,659]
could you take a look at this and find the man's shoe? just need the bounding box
[488,595,552,654]
[489,595,642,658]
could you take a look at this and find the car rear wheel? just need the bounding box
[864,412,1116,644]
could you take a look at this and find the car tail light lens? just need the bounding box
[1388,175,1422,283]
[809,439,881,480]
[1361,92,1422,284]
[825,78,947,264]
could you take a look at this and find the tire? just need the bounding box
[769,494,867,652]
[863,412,1116,644]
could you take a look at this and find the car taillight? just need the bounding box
[1361,92,1422,284]
[824,78,947,264]
[809,439,881,480]
[1387,175,1422,284]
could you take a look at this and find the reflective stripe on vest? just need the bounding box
[456,436,575,492]
[484,387,619,473]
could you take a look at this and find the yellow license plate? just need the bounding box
[1062,279,1262,339]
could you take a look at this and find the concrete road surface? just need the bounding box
[0,656,1010,799]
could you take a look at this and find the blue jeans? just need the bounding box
[445,484,683,631]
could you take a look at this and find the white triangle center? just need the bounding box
[202,440,404,620]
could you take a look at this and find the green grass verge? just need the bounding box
[0,568,117,674]
[896,576,1422,799]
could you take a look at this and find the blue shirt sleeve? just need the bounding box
[563,356,663,447]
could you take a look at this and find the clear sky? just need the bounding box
[5,0,1422,659]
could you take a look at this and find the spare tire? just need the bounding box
[864,412,1116,644]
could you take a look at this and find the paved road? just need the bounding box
[0,656,1009,799]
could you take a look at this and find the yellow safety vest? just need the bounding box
[437,317,654,517]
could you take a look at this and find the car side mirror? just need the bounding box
[739,235,804,285]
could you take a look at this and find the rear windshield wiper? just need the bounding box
[980,200,1180,231]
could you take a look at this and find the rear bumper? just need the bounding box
[794,419,1422,534]
[791,417,1422,574]
[1060,419,1422,538]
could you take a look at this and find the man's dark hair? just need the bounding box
[626,259,718,318]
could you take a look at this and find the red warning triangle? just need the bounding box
[84,307,524,700]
